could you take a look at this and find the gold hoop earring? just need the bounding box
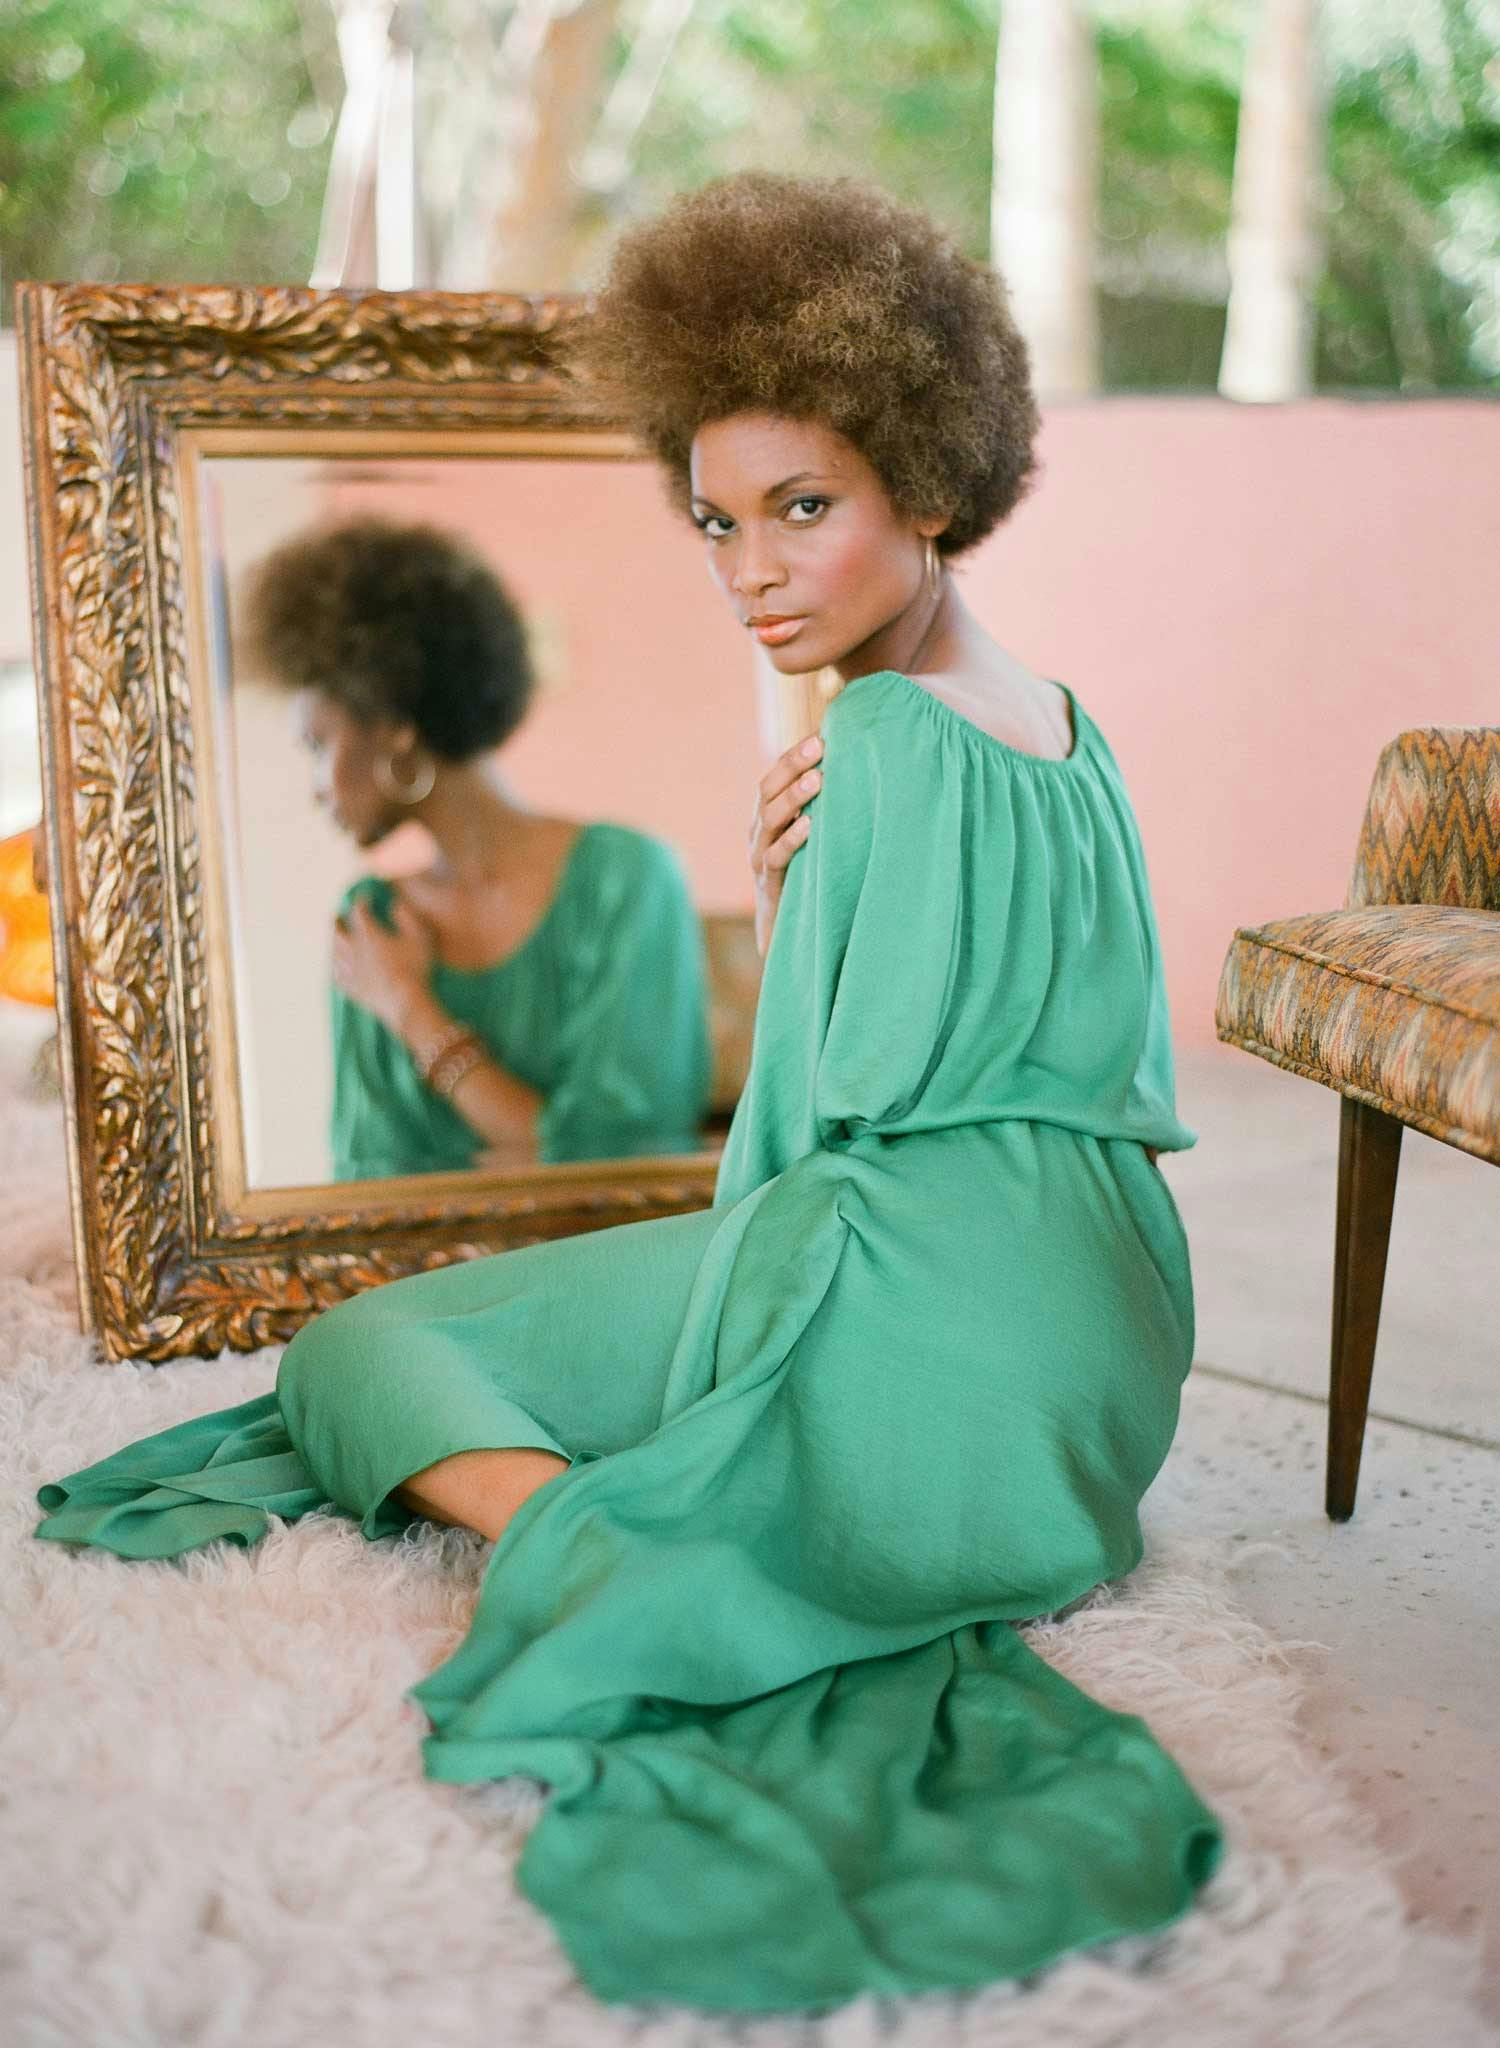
[925,536,942,598]
[374,749,436,804]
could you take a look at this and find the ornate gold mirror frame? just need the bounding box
[17,283,722,1362]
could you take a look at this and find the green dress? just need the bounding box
[35,669,1224,2014]
[330,822,712,1177]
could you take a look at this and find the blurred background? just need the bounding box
[1,0,1497,390]
[1,0,1498,1035]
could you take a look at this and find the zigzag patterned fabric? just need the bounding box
[1216,905,1500,1161]
[1347,726,1500,911]
[1216,727,1500,1162]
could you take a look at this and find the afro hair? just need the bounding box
[570,171,1040,556]
[237,516,535,760]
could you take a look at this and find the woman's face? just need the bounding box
[688,412,944,677]
[293,690,411,849]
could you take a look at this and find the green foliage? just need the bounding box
[0,0,331,320]
[1,0,1495,388]
[1093,21,1239,387]
[609,0,1001,260]
[1321,0,1500,386]
[623,0,1498,390]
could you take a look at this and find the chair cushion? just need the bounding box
[1215,904,1500,1163]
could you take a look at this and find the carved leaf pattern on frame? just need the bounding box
[22,283,719,1362]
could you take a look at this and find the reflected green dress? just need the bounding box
[331,823,712,1176]
[35,669,1224,2014]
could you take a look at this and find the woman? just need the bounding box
[38,175,1223,2012]
[240,515,712,1175]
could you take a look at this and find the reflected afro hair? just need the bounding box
[570,171,1040,556]
[238,516,535,759]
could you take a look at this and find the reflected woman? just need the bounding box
[239,516,712,1177]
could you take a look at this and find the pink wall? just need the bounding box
[334,400,1499,1048]
[958,398,1499,1044]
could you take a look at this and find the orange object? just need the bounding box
[0,826,56,1007]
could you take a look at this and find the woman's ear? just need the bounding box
[376,717,422,760]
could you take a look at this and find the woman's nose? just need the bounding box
[731,541,784,598]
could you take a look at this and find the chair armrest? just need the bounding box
[1346,726,1500,911]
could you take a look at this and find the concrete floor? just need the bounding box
[1148,1043,1500,2017]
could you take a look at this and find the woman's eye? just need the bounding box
[697,513,733,540]
[785,497,827,524]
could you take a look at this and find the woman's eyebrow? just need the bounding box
[689,471,837,513]
[762,471,832,498]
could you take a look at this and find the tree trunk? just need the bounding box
[579,0,698,201]
[990,0,1099,399]
[312,0,659,295]
[1219,0,1327,401]
[429,0,619,290]
[483,0,621,288]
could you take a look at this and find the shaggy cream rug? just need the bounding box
[0,1014,1490,2048]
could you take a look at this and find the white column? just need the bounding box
[991,0,1100,400]
[1219,0,1327,402]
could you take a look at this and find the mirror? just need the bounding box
[196,444,759,1190]
[18,284,800,1361]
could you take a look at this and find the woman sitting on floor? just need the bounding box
[38,171,1222,2015]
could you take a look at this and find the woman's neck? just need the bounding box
[417,764,537,886]
[833,575,967,687]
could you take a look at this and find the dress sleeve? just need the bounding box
[328,877,429,1180]
[715,679,1007,1205]
[537,834,713,1163]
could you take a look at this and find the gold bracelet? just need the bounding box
[428,1034,487,1099]
[412,1021,488,1096]
[411,1020,473,1084]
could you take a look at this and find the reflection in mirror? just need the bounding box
[199,452,760,1192]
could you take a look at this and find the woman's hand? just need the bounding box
[333,890,438,1036]
[750,732,823,957]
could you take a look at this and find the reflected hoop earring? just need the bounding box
[374,750,436,804]
[924,536,942,599]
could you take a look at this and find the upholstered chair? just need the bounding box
[1215,727,1500,1521]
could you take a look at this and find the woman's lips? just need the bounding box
[750,615,806,646]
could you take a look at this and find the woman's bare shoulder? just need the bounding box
[907,653,1075,760]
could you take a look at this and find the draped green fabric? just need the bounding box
[329,822,713,1178]
[36,670,1223,2013]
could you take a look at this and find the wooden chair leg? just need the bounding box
[1327,1095,1404,1522]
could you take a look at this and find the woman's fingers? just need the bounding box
[762,814,810,870]
[751,736,824,860]
[392,889,429,936]
[331,907,363,989]
[751,736,822,832]
[760,765,822,841]
[751,783,819,871]
[758,732,823,809]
